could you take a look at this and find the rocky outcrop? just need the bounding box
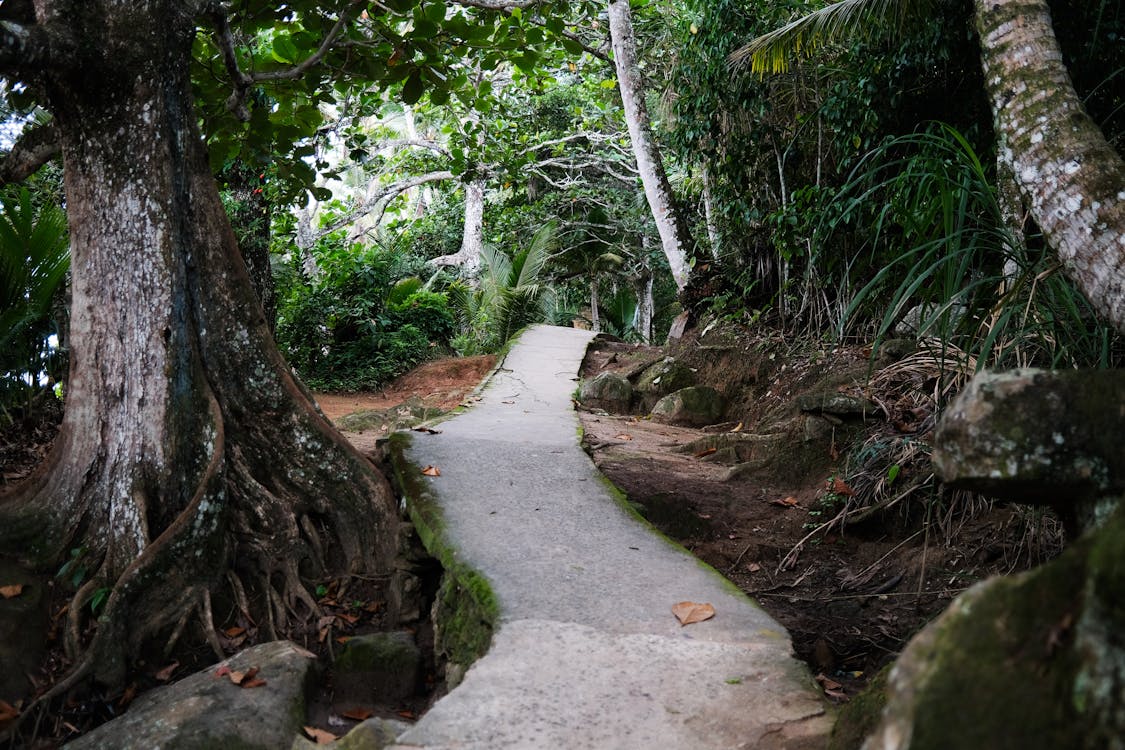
[635,358,697,409]
[866,368,1125,750]
[333,631,422,706]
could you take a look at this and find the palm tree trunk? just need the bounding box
[977,0,1125,332]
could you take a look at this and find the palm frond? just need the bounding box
[729,0,912,76]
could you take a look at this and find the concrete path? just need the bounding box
[395,325,830,749]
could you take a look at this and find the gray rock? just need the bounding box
[333,631,421,706]
[67,640,318,750]
[635,358,695,397]
[0,560,48,703]
[934,368,1125,531]
[865,501,1125,750]
[796,392,879,419]
[578,371,633,412]
[650,386,726,427]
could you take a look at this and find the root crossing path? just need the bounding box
[396,326,831,749]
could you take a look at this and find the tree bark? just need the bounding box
[701,165,721,260]
[977,0,1125,332]
[607,0,693,292]
[0,1,395,688]
[429,177,485,279]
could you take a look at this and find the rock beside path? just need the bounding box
[67,641,317,750]
[651,386,727,426]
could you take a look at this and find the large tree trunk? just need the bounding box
[429,177,485,279]
[977,0,1125,332]
[607,0,693,293]
[0,2,395,688]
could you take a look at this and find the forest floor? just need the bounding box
[0,336,1064,743]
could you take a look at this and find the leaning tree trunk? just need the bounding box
[0,2,396,689]
[607,0,693,293]
[977,0,1125,332]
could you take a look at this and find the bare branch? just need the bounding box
[379,138,450,157]
[211,2,361,121]
[315,170,454,237]
[0,120,59,185]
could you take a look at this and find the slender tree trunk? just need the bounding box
[634,266,654,344]
[701,165,721,260]
[0,2,395,688]
[589,274,601,333]
[429,178,485,279]
[977,0,1125,332]
[607,0,692,292]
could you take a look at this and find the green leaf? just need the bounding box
[271,34,299,64]
[425,0,446,24]
[402,69,425,104]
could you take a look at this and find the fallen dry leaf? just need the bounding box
[770,496,799,508]
[397,709,417,720]
[747,562,762,572]
[155,661,179,682]
[614,433,633,441]
[501,400,516,404]
[341,707,373,721]
[815,673,843,691]
[421,465,441,477]
[304,726,338,744]
[672,601,716,626]
[337,612,359,626]
[335,635,351,645]
[830,477,856,496]
[214,665,231,679]
[730,422,743,432]
[224,625,246,638]
[241,678,267,689]
[227,669,247,685]
[693,447,718,459]
[824,687,850,702]
[0,584,24,599]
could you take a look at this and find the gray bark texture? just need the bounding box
[607,0,692,292]
[978,0,1125,332]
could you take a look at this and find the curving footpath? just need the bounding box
[393,325,830,749]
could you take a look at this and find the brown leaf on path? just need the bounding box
[830,477,856,496]
[223,625,246,638]
[824,687,849,702]
[770,496,799,508]
[693,447,717,459]
[155,661,179,682]
[243,666,260,682]
[341,707,373,721]
[337,612,359,626]
[815,673,843,691]
[364,600,382,613]
[747,562,762,572]
[397,709,417,720]
[614,433,633,441]
[672,601,716,626]
[213,665,231,679]
[421,465,441,477]
[117,684,137,708]
[227,670,246,685]
[0,584,24,599]
[335,635,351,645]
[303,726,338,744]
[241,678,267,689]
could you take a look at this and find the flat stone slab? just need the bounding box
[398,326,830,749]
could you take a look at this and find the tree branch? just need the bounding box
[315,170,454,237]
[210,2,361,121]
[0,120,59,185]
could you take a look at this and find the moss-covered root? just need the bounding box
[866,502,1125,750]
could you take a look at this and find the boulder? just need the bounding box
[634,358,696,409]
[67,641,318,750]
[578,371,633,412]
[864,501,1125,750]
[650,386,726,427]
[863,368,1125,749]
[934,368,1125,532]
[332,631,422,706]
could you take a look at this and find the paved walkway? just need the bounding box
[394,325,830,749]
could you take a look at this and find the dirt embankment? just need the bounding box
[575,327,1063,702]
